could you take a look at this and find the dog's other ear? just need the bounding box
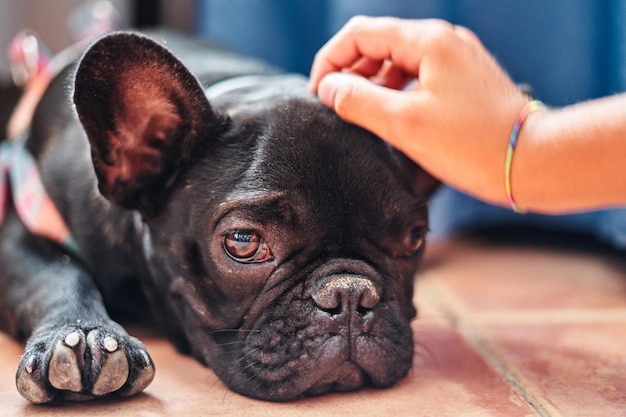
[416,167,440,200]
[73,32,226,214]
[394,150,440,200]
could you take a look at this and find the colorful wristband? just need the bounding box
[504,100,545,213]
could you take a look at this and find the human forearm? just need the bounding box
[515,93,626,213]
[310,17,626,215]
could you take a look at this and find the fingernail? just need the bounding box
[317,73,339,108]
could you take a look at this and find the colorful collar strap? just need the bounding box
[4,10,120,257]
[0,136,80,257]
[2,32,86,258]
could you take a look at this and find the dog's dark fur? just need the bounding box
[0,32,436,403]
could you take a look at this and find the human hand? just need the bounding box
[309,16,530,206]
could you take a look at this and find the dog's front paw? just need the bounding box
[16,325,155,403]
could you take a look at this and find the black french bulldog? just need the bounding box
[0,32,437,403]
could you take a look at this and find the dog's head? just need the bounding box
[73,33,438,401]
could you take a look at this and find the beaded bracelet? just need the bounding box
[504,100,545,213]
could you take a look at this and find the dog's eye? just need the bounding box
[403,225,427,256]
[223,230,273,263]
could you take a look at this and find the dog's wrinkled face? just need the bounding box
[74,33,435,401]
[157,89,430,400]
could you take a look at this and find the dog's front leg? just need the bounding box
[0,214,155,403]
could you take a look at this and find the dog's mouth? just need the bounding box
[213,302,414,402]
[304,361,370,396]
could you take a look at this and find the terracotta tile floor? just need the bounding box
[1,235,625,416]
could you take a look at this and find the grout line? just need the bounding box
[468,309,626,325]
[455,322,557,417]
[417,278,563,417]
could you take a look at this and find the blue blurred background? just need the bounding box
[196,0,626,107]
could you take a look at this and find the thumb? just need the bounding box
[317,72,413,142]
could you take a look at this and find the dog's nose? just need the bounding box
[312,275,380,316]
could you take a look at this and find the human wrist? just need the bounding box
[507,105,571,214]
[513,94,626,213]
[503,100,546,213]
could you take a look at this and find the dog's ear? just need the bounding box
[394,150,440,200]
[416,167,440,200]
[73,32,225,214]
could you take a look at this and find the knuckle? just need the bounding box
[424,20,458,48]
[401,19,466,65]
[345,15,401,35]
[453,24,481,44]
[345,15,372,31]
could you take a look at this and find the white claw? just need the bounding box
[64,332,81,347]
[23,354,36,374]
[103,337,119,353]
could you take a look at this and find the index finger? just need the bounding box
[308,16,452,92]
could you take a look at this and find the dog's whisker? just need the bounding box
[204,328,256,337]
[215,340,247,347]
[233,348,261,366]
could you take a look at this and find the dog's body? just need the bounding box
[0,32,435,403]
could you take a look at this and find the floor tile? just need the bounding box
[408,313,540,417]
[485,322,626,417]
[420,238,626,313]
[418,238,626,417]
